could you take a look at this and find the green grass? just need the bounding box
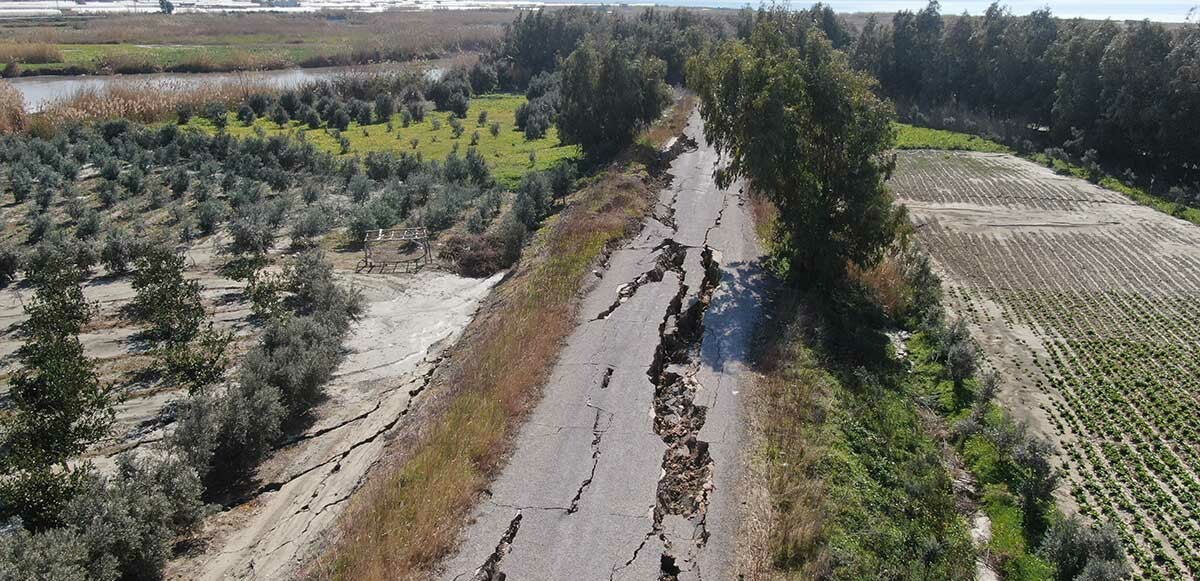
[982,485,1055,581]
[895,122,1200,228]
[894,123,1012,154]
[185,94,580,189]
[19,43,317,73]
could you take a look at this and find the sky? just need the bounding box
[565,0,1200,22]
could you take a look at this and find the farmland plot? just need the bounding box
[891,150,1200,579]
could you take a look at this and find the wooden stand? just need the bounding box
[357,227,432,273]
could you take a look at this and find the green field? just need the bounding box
[894,123,1013,153]
[185,94,580,188]
[17,43,318,73]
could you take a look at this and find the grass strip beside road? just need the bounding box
[310,96,695,581]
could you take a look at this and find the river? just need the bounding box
[7,62,445,113]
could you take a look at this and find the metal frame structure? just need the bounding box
[357,227,432,273]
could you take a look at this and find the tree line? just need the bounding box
[840,1,1200,194]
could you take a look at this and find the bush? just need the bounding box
[405,99,426,122]
[227,204,276,255]
[168,167,189,197]
[156,323,232,394]
[237,104,255,126]
[195,199,226,236]
[0,523,93,580]
[291,204,333,246]
[348,173,373,204]
[514,171,551,228]
[0,243,21,286]
[374,94,395,121]
[269,104,290,127]
[59,453,208,581]
[74,208,101,240]
[1039,515,1128,580]
[131,247,204,344]
[100,228,138,275]
[470,60,498,94]
[239,315,343,420]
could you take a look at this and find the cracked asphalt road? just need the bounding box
[441,112,767,581]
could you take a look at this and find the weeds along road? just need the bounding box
[441,112,767,580]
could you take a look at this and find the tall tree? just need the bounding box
[557,39,670,160]
[0,260,111,529]
[1050,19,1119,151]
[688,19,901,280]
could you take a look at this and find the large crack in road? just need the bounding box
[442,111,766,581]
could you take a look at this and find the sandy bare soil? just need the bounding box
[169,268,502,580]
[890,150,1200,579]
[0,235,253,469]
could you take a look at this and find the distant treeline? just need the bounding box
[831,2,1200,190]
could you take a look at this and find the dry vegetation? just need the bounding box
[0,42,63,65]
[0,81,26,133]
[310,95,696,580]
[36,79,273,128]
[892,150,1200,578]
[0,11,510,76]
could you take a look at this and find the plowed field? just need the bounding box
[892,150,1200,579]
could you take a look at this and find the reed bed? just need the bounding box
[39,78,273,126]
[0,43,64,65]
[0,81,28,133]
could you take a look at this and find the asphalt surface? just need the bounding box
[441,112,767,581]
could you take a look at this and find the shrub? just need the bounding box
[74,208,101,240]
[176,103,194,125]
[269,104,290,127]
[405,99,426,122]
[374,94,395,121]
[1039,515,1128,580]
[0,243,21,286]
[131,247,204,344]
[60,453,208,581]
[514,171,551,228]
[0,523,92,580]
[465,147,490,186]
[490,121,501,137]
[162,170,188,199]
[227,204,276,255]
[348,173,373,204]
[100,158,121,181]
[291,204,333,246]
[196,199,226,235]
[331,108,351,131]
[237,104,255,126]
[100,228,138,275]
[470,60,498,94]
[120,167,146,195]
[156,323,232,394]
[239,315,343,420]
[1,260,108,529]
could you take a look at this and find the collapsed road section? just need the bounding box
[441,111,768,580]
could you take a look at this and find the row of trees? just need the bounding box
[843,2,1200,186]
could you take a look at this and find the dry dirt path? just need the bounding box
[440,113,767,580]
